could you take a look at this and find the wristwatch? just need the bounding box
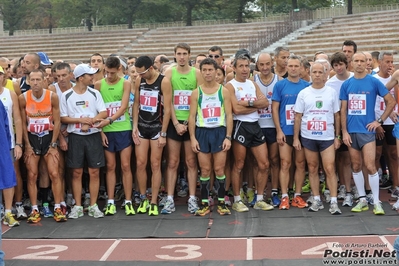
[225,136,232,141]
[50,142,58,148]
[377,118,383,125]
[15,143,23,148]
[248,100,254,107]
[160,132,167,138]
[107,117,114,125]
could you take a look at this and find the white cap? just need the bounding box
[73,64,98,79]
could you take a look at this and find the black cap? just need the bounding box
[235,49,251,59]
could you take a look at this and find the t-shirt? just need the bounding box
[294,85,340,140]
[60,87,106,135]
[230,79,259,122]
[272,78,310,135]
[254,73,279,128]
[373,74,396,125]
[339,75,389,134]
[325,72,354,106]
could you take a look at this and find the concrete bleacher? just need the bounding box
[0,28,149,62]
[119,21,280,59]
[283,9,399,62]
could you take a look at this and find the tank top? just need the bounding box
[138,74,164,126]
[100,78,132,132]
[196,85,225,128]
[0,88,15,147]
[129,91,135,125]
[25,89,53,137]
[171,66,197,121]
[254,73,278,128]
[4,79,14,91]
[230,79,259,122]
[20,77,31,94]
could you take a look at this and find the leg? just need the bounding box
[88,167,101,206]
[278,143,293,195]
[135,139,150,196]
[120,146,133,201]
[183,140,198,198]
[166,138,182,198]
[71,168,83,206]
[304,148,320,197]
[149,139,165,205]
[104,150,117,201]
[25,155,40,207]
[197,152,212,203]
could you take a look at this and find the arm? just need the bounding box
[13,79,21,96]
[132,76,141,145]
[11,91,23,159]
[271,100,285,145]
[340,100,351,147]
[293,112,302,151]
[386,70,399,90]
[48,84,56,93]
[334,111,341,150]
[225,82,259,115]
[46,93,60,161]
[19,94,35,163]
[159,77,172,147]
[367,91,396,132]
[188,89,199,153]
[222,87,233,151]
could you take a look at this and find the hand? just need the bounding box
[132,128,141,145]
[342,132,352,147]
[80,117,93,125]
[238,100,248,106]
[293,138,301,151]
[61,128,69,137]
[81,123,90,133]
[14,145,22,160]
[375,126,385,140]
[24,147,35,164]
[59,138,68,151]
[175,123,187,136]
[101,133,109,147]
[389,112,399,123]
[191,139,200,153]
[334,138,341,150]
[158,136,166,148]
[276,131,286,146]
[222,139,231,151]
[45,147,59,164]
[366,121,381,132]
[93,118,110,128]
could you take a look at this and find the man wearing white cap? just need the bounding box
[60,64,107,219]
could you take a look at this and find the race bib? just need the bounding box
[105,101,125,122]
[28,117,50,137]
[201,102,221,124]
[140,90,158,113]
[75,114,93,132]
[258,108,271,119]
[174,90,191,111]
[348,94,366,115]
[285,104,295,125]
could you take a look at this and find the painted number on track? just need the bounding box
[155,244,202,260]
[13,245,68,260]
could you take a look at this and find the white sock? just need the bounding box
[256,195,263,201]
[330,197,337,204]
[294,193,301,197]
[314,195,321,201]
[234,196,241,202]
[54,204,61,210]
[352,171,366,197]
[167,195,174,201]
[368,172,380,204]
[108,199,114,205]
[282,193,288,199]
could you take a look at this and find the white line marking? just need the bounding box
[100,239,121,261]
[246,238,253,260]
[379,235,394,252]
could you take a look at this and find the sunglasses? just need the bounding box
[208,55,221,59]
[137,68,150,75]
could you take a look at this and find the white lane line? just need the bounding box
[100,239,121,261]
[379,235,394,252]
[246,238,253,260]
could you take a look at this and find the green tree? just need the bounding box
[0,0,33,35]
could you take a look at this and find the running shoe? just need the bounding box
[41,203,53,218]
[98,187,108,200]
[133,192,141,206]
[366,193,374,205]
[60,204,68,216]
[27,209,41,223]
[68,206,84,219]
[380,177,392,189]
[114,187,125,202]
[279,196,290,210]
[320,182,326,194]
[391,188,399,198]
[288,190,294,202]
[254,200,274,211]
[291,195,308,208]
[351,200,369,212]
[240,189,247,203]
[208,195,214,206]
[232,200,249,212]
[104,203,117,215]
[195,203,210,216]
[306,194,314,205]
[121,201,126,209]
[351,186,359,200]
[53,208,67,222]
[23,198,31,210]
[161,198,175,214]
[337,185,346,200]
[248,196,256,207]
[177,180,188,198]
[329,202,342,215]
[308,199,324,212]
[137,199,149,214]
[224,195,232,206]
[217,203,231,215]
[16,205,27,219]
[66,194,75,207]
[271,193,281,207]
[148,204,159,216]
[342,194,353,207]
[302,180,311,193]
[158,194,167,207]
[83,196,91,212]
[88,204,104,218]
[3,212,20,227]
[247,190,255,205]
[188,197,199,214]
[125,202,135,216]
[323,189,331,203]
[373,202,385,215]
[392,199,399,210]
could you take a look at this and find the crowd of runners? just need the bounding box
[1,39,399,228]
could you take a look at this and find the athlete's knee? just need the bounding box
[280,159,291,171]
[185,157,197,169]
